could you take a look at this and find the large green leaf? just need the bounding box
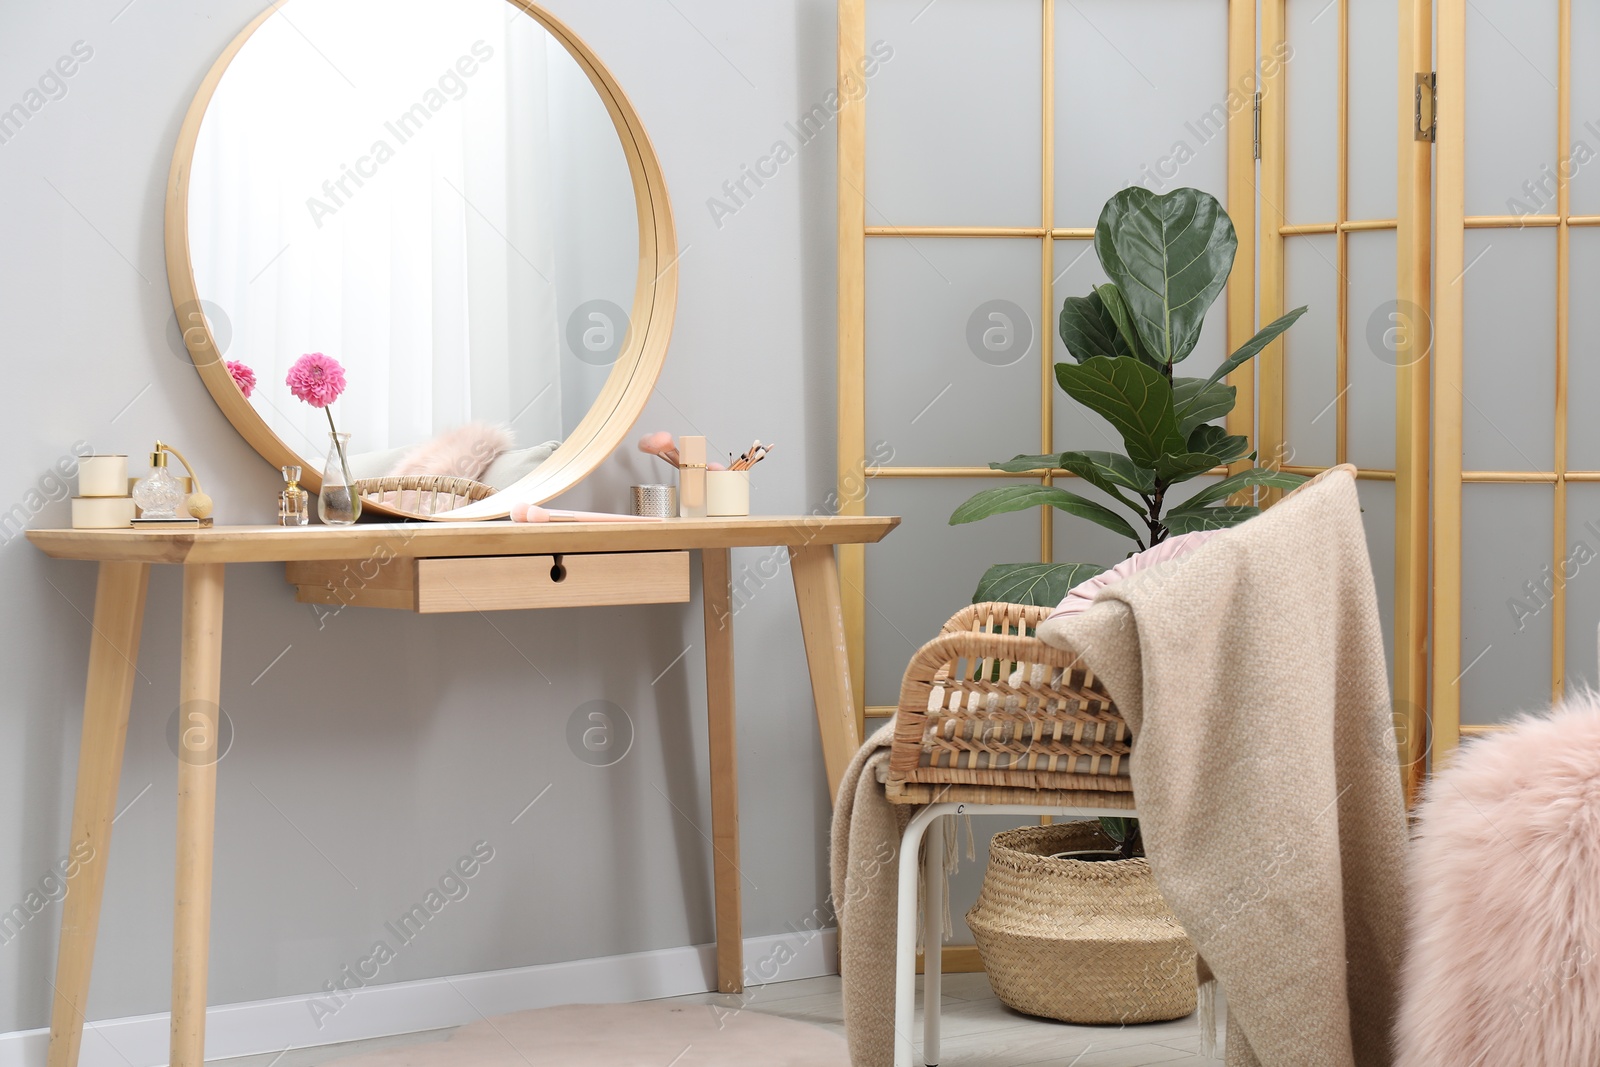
[1056,450,1156,494]
[1055,356,1186,469]
[1094,284,1160,368]
[1051,451,1147,515]
[973,562,1107,607]
[1186,424,1251,465]
[950,484,1141,542]
[1154,425,1250,483]
[1175,467,1309,511]
[1100,816,1136,843]
[1058,291,1131,363]
[1095,187,1237,365]
[1172,377,1237,436]
[1165,504,1261,534]
[979,451,1145,511]
[989,453,1063,473]
[989,450,1154,512]
[1183,306,1310,405]
[1155,451,1224,483]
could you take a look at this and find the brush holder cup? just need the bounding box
[706,471,750,517]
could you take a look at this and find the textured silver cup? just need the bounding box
[630,484,678,518]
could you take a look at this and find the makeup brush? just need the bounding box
[510,502,663,523]
[637,431,680,468]
[733,443,775,471]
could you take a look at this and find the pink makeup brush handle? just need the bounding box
[517,505,663,523]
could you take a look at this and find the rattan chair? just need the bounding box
[886,601,1142,1067]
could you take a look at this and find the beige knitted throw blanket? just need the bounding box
[830,466,1409,1066]
[830,722,910,1067]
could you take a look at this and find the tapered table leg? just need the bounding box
[46,562,150,1067]
[788,545,862,802]
[170,563,224,1067]
[700,548,743,994]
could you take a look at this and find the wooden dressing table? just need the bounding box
[28,514,897,1067]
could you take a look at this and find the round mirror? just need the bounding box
[166,0,675,519]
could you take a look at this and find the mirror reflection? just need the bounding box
[188,0,639,498]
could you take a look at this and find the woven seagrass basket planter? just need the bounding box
[967,821,1197,1025]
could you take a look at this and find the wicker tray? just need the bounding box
[353,474,495,517]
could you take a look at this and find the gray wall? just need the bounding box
[0,0,845,1029]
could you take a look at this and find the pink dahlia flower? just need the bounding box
[225,359,256,398]
[286,352,347,408]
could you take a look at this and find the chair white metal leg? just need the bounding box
[895,804,952,1067]
[923,814,944,1066]
[892,801,1139,1067]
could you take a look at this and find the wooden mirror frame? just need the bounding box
[164,0,676,520]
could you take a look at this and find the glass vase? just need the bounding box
[318,431,361,525]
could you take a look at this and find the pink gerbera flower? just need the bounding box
[225,359,256,398]
[286,352,347,409]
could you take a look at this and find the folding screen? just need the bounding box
[1433,0,1599,762]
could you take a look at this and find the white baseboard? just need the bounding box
[0,927,837,1067]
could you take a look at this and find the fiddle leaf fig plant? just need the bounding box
[952,186,1310,609]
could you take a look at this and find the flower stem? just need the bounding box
[324,406,354,491]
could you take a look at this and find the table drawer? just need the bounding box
[288,551,691,612]
[415,551,690,613]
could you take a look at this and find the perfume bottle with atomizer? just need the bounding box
[130,440,214,527]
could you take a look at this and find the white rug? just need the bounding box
[320,1001,849,1066]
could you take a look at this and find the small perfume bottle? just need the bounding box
[279,465,309,526]
[131,442,185,520]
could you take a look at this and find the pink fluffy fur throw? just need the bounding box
[1395,695,1600,1066]
[386,422,511,483]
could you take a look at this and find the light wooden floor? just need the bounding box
[209,973,1225,1067]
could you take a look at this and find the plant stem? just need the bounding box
[1147,481,1168,545]
[1120,821,1144,860]
[1147,360,1175,545]
[324,406,354,490]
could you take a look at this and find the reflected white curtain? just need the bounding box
[189,0,564,460]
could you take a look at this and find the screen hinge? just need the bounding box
[1414,72,1437,142]
[1252,91,1262,159]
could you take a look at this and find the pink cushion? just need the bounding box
[1048,528,1224,619]
[386,421,512,482]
